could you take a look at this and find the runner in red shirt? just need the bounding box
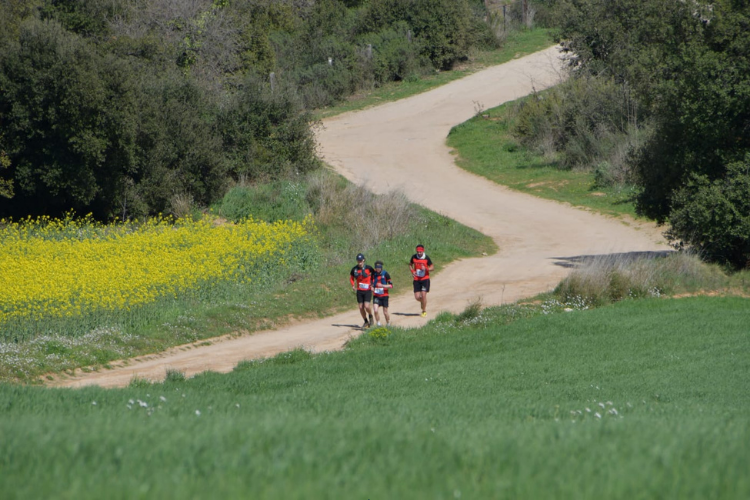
[409,244,434,317]
[372,260,393,326]
[350,253,376,328]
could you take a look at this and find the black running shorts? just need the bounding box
[374,295,389,308]
[356,289,372,303]
[413,279,430,293]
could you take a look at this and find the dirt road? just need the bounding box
[51,46,666,389]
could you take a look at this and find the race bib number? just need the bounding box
[374,287,384,295]
[358,283,370,290]
[415,269,425,277]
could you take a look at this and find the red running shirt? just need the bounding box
[410,254,432,281]
[350,265,376,290]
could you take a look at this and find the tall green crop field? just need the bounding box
[1,296,748,498]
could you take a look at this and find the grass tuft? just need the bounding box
[164,368,186,383]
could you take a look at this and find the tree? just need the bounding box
[668,156,750,268]
[0,19,133,215]
[555,0,750,267]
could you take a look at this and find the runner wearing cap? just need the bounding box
[409,244,434,317]
[372,261,393,326]
[350,253,376,328]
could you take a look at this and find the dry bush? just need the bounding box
[555,251,726,306]
[306,170,418,257]
[169,193,195,219]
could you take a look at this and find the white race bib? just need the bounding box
[358,283,370,290]
[415,269,425,277]
[374,287,384,295]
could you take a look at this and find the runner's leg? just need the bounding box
[366,301,374,325]
[373,302,381,324]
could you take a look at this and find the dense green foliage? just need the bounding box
[515,0,750,268]
[447,100,640,218]
[668,155,750,267]
[0,0,497,220]
[1,296,748,497]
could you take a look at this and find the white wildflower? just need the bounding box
[594,412,601,419]
[195,410,201,416]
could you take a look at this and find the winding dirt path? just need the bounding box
[51,46,666,389]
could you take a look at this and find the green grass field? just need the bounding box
[447,101,641,218]
[2,296,747,498]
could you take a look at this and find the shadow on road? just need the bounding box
[550,250,673,269]
[391,312,422,317]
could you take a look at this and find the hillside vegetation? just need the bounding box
[0,0,522,220]
[516,0,750,268]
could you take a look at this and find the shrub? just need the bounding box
[305,170,418,258]
[360,21,428,84]
[667,156,750,269]
[511,75,647,186]
[555,252,726,306]
[216,181,311,223]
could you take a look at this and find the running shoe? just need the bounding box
[363,319,370,328]
[377,322,382,326]
[421,311,427,317]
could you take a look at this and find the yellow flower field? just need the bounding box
[0,215,315,339]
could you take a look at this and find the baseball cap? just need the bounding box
[374,261,383,268]
[356,253,365,261]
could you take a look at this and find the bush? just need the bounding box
[305,170,417,256]
[511,75,647,186]
[667,156,750,269]
[216,181,311,223]
[555,252,726,306]
[360,21,429,84]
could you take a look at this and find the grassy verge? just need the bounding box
[1,295,748,498]
[316,28,554,119]
[1,171,494,383]
[447,100,640,218]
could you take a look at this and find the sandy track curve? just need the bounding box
[50,46,666,389]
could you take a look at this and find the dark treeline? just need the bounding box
[513,0,749,268]
[0,0,498,220]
